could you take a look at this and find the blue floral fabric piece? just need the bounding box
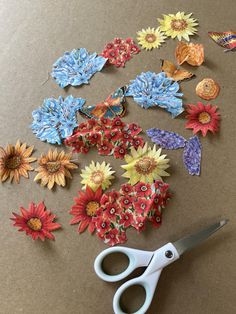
[183,136,201,176]
[125,72,183,118]
[31,96,85,144]
[146,128,186,149]
[51,48,107,88]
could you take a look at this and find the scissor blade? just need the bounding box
[173,219,228,256]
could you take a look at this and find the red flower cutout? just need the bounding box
[11,202,61,241]
[185,102,220,136]
[134,182,152,197]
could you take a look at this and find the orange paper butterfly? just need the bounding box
[160,60,195,82]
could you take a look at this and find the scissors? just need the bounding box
[94,219,228,314]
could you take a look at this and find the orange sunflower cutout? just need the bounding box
[0,140,36,183]
[34,149,78,189]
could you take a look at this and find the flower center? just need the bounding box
[46,161,61,173]
[156,216,161,222]
[86,201,100,216]
[141,186,147,192]
[27,218,42,231]
[135,157,157,175]
[171,19,188,31]
[110,207,116,214]
[145,33,157,43]
[198,112,211,124]
[5,155,22,169]
[91,171,104,184]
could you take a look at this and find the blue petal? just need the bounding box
[183,136,202,176]
[146,128,186,149]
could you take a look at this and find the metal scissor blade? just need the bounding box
[173,219,228,256]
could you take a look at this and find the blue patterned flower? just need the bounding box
[146,128,186,149]
[51,48,107,88]
[31,96,85,144]
[183,136,201,175]
[126,72,183,117]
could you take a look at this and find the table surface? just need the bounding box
[1,0,235,313]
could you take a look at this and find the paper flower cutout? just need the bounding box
[51,48,107,88]
[183,136,201,175]
[0,140,36,183]
[137,27,166,50]
[185,102,220,136]
[70,186,103,234]
[126,72,183,117]
[34,149,78,189]
[195,78,220,100]
[146,128,186,149]
[121,143,170,185]
[81,161,115,191]
[65,118,144,159]
[32,96,85,145]
[100,37,140,67]
[158,12,198,41]
[70,181,171,246]
[175,42,204,66]
[11,202,61,240]
[147,127,202,176]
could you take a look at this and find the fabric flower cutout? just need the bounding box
[126,71,183,118]
[34,149,78,189]
[175,42,204,66]
[147,128,202,176]
[137,27,166,50]
[51,48,107,88]
[31,96,85,144]
[195,78,220,100]
[70,186,103,234]
[65,118,143,159]
[11,202,61,240]
[158,12,198,41]
[146,128,186,149]
[183,136,201,175]
[0,140,36,183]
[121,143,170,185]
[185,102,220,136]
[80,161,115,191]
[100,37,140,68]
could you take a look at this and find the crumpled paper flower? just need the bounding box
[65,117,144,159]
[70,181,171,246]
[51,48,107,88]
[126,72,183,118]
[100,37,140,67]
[147,128,201,176]
[31,96,85,144]
[146,128,186,149]
[175,41,204,66]
[183,136,201,175]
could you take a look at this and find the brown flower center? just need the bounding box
[5,155,22,169]
[91,171,104,184]
[198,112,211,124]
[145,33,157,43]
[171,19,188,31]
[135,157,157,175]
[46,161,61,173]
[86,201,100,216]
[27,218,42,231]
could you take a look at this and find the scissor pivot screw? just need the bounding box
[165,250,173,259]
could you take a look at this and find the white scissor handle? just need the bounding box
[94,246,153,282]
[112,243,180,314]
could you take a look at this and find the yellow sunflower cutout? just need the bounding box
[158,12,198,41]
[137,27,166,50]
[34,149,78,189]
[121,143,170,185]
[81,161,115,191]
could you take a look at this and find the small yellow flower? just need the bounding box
[121,143,170,185]
[137,27,166,50]
[158,12,198,41]
[81,161,115,191]
[0,140,36,183]
[34,149,78,189]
